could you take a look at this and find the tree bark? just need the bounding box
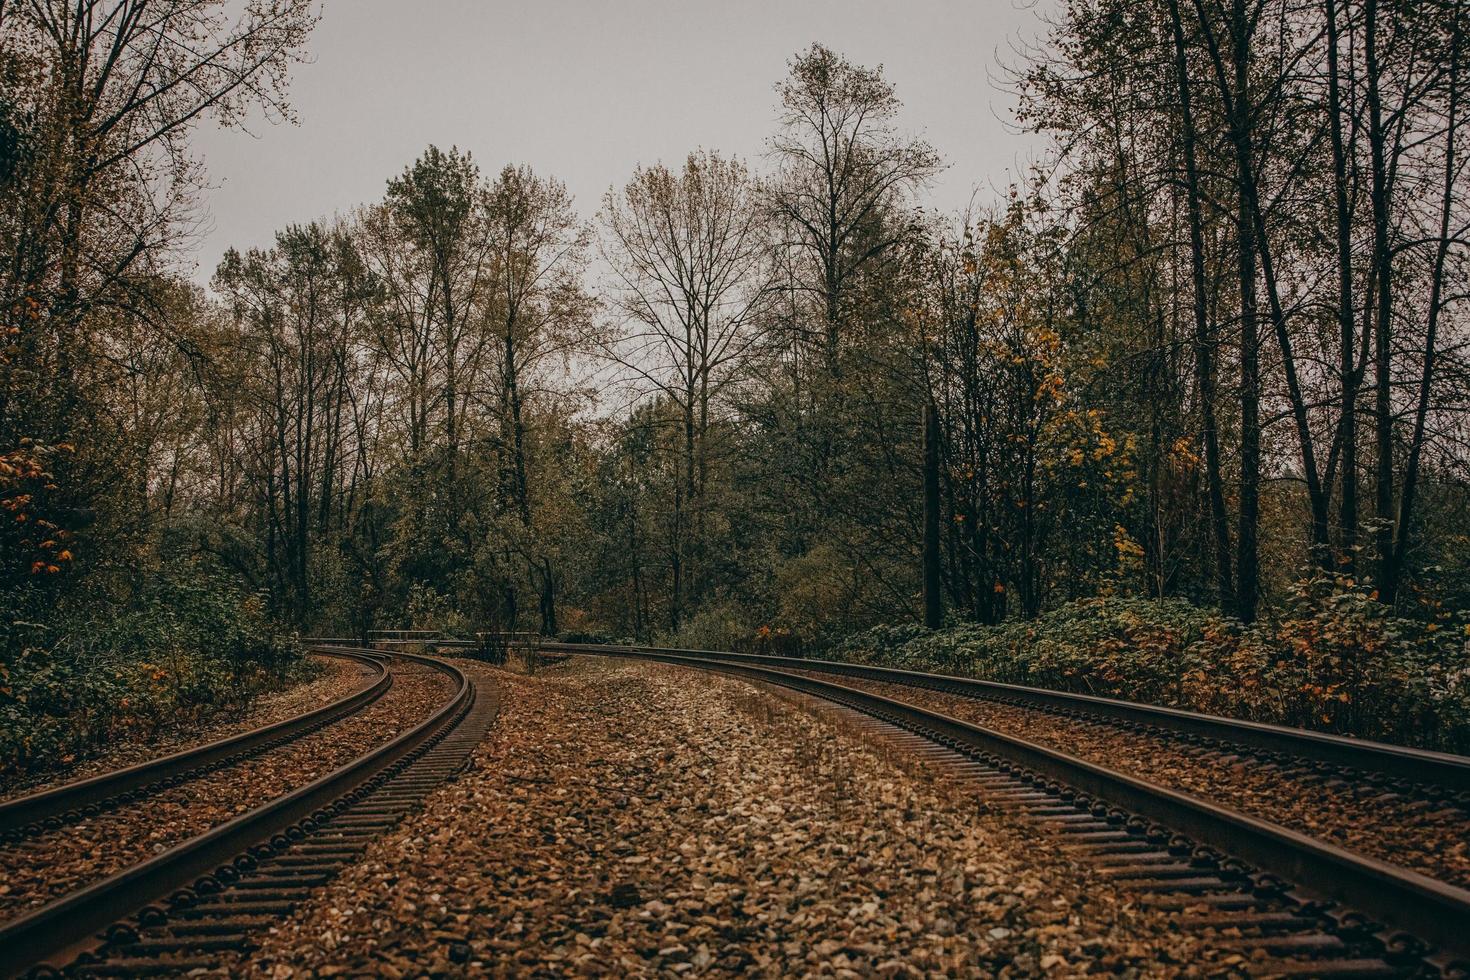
[1365,0,1397,601]
[1168,0,1235,606]
[923,402,943,628]
[1389,11,1461,598]
[1325,0,1360,569]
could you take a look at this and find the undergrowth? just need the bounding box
[825,584,1470,754]
[0,570,306,782]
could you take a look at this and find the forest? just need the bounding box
[3,0,1470,773]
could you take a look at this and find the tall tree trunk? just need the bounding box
[539,559,558,636]
[629,502,646,642]
[1251,199,1330,561]
[504,323,531,520]
[1325,0,1360,569]
[1229,0,1262,622]
[1168,0,1235,605]
[1389,12,1461,596]
[670,455,684,630]
[1021,430,1039,618]
[684,385,697,608]
[1364,0,1397,602]
[440,265,458,482]
[922,402,943,628]
[697,353,710,608]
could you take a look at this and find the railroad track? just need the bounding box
[0,648,496,978]
[547,642,1470,977]
[0,649,390,842]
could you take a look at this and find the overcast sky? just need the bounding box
[189,0,1053,284]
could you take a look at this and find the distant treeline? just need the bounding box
[3,4,1470,668]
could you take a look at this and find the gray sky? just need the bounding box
[189,0,1053,283]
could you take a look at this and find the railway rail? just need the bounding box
[0,649,390,840]
[0,647,496,978]
[537,643,1470,792]
[545,642,1470,977]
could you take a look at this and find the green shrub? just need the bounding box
[829,594,1470,754]
[659,602,747,652]
[0,571,306,781]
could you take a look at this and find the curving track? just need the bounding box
[0,649,390,841]
[539,644,1470,789]
[544,642,1470,977]
[0,647,496,978]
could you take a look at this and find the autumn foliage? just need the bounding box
[833,587,1470,754]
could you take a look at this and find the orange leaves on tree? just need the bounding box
[3,441,71,577]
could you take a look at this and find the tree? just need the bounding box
[384,146,493,472]
[481,164,593,633]
[770,43,941,374]
[211,222,363,624]
[0,0,316,594]
[601,150,772,628]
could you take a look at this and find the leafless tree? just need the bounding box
[601,150,773,627]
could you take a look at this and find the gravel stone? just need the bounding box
[800,672,1470,890]
[237,658,1230,977]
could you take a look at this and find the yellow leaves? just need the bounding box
[1034,372,1066,406]
[1032,326,1062,353]
[1113,525,1145,564]
[1164,437,1199,470]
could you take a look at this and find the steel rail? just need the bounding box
[575,647,1470,970]
[539,641,1470,792]
[0,649,391,838]
[0,651,471,978]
